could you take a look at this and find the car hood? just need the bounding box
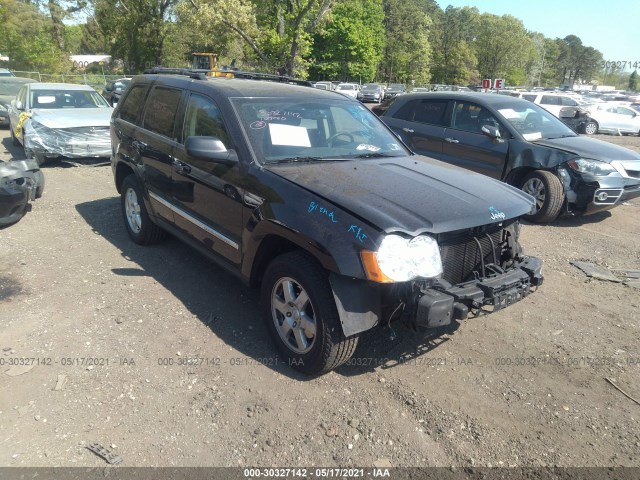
[266,155,535,235]
[532,136,640,162]
[31,108,113,129]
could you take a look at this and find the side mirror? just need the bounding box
[104,84,113,92]
[481,125,501,139]
[185,136,237,165]
[15,100,24,111]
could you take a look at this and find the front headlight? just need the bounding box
[567,158,616,176]
[362,234,443,283]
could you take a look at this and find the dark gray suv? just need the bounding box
[380,92,640,222]
[110,71,543,374]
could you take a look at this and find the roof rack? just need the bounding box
[142,67,313,87]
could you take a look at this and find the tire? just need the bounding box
[120,174,166,245]
[521,170,565,223]
[583,120,598,135]
[23,138,46,166]
[261,251,359,375]
[10,123,20,146]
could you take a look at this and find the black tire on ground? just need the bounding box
[521,170,565,223]
[120,174,166,245]
[261,251,359,375]
[583,120,598,135]
[10,124,20,146]
[23,136,46,166]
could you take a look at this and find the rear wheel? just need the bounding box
[261,251,359,375]
[120,174,166,245]
[521,170,565,223]
[583,120,598,135]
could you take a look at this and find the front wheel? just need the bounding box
[23,136,45,166]
[583,120,598,135]
[10,123,20,146]
[120,174,166,245]
[261,251,358,375]
[521,170,565,223]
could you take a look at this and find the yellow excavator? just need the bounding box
[191,53,235,77]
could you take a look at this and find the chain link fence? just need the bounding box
[10,71,125,91]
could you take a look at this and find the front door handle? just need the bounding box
[445,137,459,144]
[402,127,414,133]
[172,159,191,175]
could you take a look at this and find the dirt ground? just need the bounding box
[1,130,639,470]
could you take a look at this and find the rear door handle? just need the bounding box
[445,137,459,144]
[402,127,414,133]
[172,159,191,175]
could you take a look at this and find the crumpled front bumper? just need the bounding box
[414,256,543,329]
[24,121,111,159]
[0,160,44,226]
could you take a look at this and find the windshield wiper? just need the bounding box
[266,156,348,165]
[544,134,577,140]
[352,152,396,159]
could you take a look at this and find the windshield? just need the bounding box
[30,89,111,109]
[495,101,577,140]
[0,81,30,96]
[388,84,404,92]
[362,84,379,91]
[232,97,409,163]
[337,85,355,91]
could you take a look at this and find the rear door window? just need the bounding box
[142,86,182,138]
[413,100,449,126]
[541,95,560,105]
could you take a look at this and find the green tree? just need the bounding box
[309,0,385,82]
[179,0,333,77]
[473,13,532,83]
[381,0,432,84]
[429,6,479,85]
[629,70,639,91]
[93,0,178,72]
[0,0,69,72]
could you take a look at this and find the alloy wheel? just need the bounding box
[271,277,317,354]
[124,187,142,233]
[522,177,546,211]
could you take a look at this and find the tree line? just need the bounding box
[0,0,637,90]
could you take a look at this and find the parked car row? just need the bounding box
[2,71,639,376]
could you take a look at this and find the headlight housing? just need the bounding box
[362,234,443,283]
[567,158,616,176]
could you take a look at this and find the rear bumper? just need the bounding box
[414,256,543,329]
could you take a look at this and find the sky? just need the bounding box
[435,0,640,71]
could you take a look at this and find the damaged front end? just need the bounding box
[24,120,111,162]
[0,160,44,226]
[381,221,543,330]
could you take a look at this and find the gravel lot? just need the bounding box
[1,129,639,470]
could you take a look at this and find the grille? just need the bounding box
[439,228,504,285]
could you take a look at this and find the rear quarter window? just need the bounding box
[118,84,149,125]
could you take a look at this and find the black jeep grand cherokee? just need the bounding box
[110,71,543,374]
